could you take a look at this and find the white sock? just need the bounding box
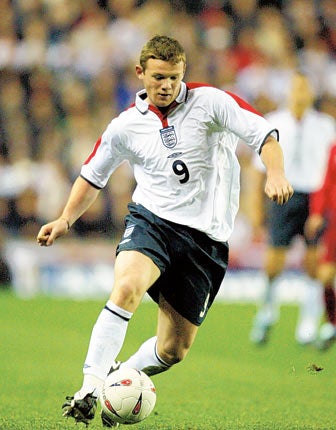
[121,336,171,376]
[77,300,133,398]
[296,277,323,343]
[256,275,279,325]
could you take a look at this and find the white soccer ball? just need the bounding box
[99,367,157,425]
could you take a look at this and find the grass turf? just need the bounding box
[1,289,335,429]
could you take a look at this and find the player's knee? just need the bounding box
[111,280,144,311]
[157,342,191,366]
[265,264,282,279]
[265,256,285,279]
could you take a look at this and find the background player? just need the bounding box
[305,142,336,350]
[250,72,336,345]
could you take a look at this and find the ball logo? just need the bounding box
[110,378,132,387]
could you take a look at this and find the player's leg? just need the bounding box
[121,294,198,375]
[315,262,336,348]
[295,192,326,344]
[295,245,323,344]
[263,246,287,320]
[156,294,199,364]
[250,195,297,344]
[81,250,160,394]
[250,246,286,344]
[63,250,160,424]
[317,263,336,349]
[321,263,336,325]
[80,250,160,392]
[119,220,227,376]
[315,225,336,349]
[103,296,198,428]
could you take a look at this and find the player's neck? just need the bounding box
[157,106,170,114]
[157,101,179,115]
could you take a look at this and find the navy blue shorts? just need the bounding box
[268,191,320,247]
[116,203,229,326]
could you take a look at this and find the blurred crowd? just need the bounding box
[0,0,336,283]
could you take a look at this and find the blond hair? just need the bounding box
[139,35,186,70]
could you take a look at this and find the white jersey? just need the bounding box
[81,82,276,242]
[254,108,336,193]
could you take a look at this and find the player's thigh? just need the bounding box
[110,250,161,311]
[156,294,198,364]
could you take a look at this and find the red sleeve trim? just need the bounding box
[84,137,102,165]
[186,83,263,117]
[225,91,263,117]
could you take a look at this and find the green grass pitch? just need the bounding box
[1,289,336,429]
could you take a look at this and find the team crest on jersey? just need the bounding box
[160,126,177,148]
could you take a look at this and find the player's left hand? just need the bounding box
[264,172,294,205]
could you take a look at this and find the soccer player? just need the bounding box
[37,35,293,427]
[305,142,336,350]
[249,72,336,345]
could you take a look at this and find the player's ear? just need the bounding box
[135,65,144,80]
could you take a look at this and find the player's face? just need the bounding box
[136,59,185,108]
[288,74,314,118]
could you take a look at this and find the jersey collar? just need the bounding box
[135,81,187,114]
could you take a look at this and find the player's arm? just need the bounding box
[37,176,101,247]
[259,135,293,205]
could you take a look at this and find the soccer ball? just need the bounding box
[99,367,157,425]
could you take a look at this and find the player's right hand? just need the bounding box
[264,173,294,205]
[36,218,69,247]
